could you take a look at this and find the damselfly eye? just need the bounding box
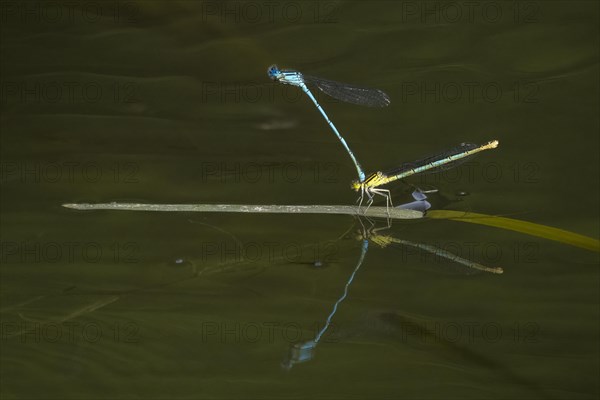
[267,64,279,80]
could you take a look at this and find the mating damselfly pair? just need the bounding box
[268,64,499,214]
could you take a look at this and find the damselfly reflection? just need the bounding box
[282,216,501,369]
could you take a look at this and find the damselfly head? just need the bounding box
[351,180,362,191]
[267,64,282,81]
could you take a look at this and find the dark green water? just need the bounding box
[1,1,599,399]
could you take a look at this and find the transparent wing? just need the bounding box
[385,143,481,177]
[303,75,391,107]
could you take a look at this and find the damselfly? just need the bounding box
[352,140,500,213]
[268,64,390,182]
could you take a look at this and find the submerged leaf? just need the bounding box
[428,210,600,252]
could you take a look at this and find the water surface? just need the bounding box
[1,1,598,399]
